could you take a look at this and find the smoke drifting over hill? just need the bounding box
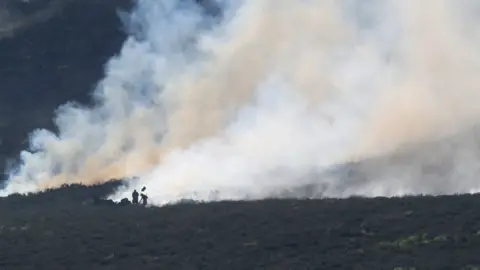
[3,0,480,205]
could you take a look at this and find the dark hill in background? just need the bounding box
[1,181,480,269]
[0,0,133,179]
[2,1,480,269]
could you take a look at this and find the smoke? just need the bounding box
[3,0,480,205]
[0,0,69,39]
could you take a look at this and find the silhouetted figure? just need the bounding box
[119,198,131,206]
[140,186,148,206]
[132,189,139,204]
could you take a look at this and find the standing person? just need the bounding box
[140,187,148,206]
[132,189,139,204]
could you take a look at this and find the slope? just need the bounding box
[1,182,480,269]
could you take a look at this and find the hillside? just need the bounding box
[1,181,480,269]
[2,1,480,269]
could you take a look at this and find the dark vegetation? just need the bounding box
[2,1,480,269]
[1,181,480,269]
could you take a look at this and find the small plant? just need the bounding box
[462,266,480,270]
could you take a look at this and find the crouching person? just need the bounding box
[140,186,148,206]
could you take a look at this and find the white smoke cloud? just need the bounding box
[3,0,480,205]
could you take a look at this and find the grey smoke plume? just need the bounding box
[0,0,69,39]
[3,0,480,205]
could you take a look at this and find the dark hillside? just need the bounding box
[1,182,480,269]
[0,0,133,178]
[2,2,480,269]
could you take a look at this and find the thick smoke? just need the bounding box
[3,0,480,205]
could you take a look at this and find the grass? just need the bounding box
[2,1,480,269]
[1,181,480,269]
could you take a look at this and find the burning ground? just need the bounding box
[2,1,480,268]
[1,181,480,269]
